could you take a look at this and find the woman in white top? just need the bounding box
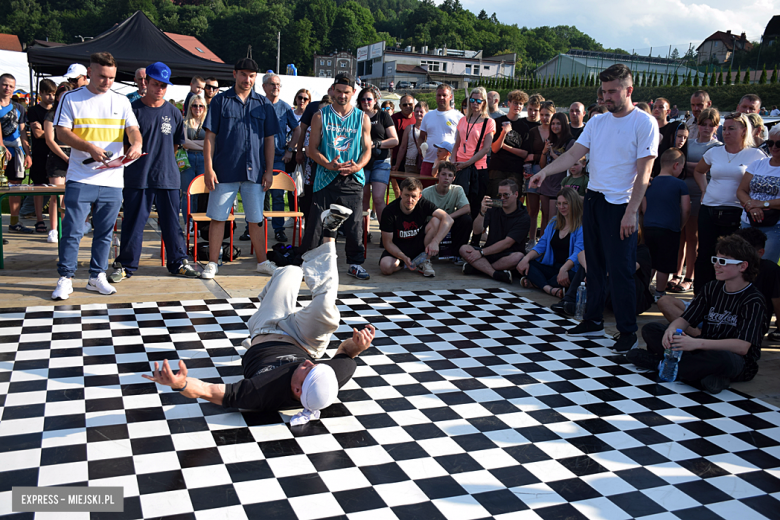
[394,102,428,174]
[293,88,310,121]
[737,125,780,263]
[180,94,207,217]
[693,113,766,293]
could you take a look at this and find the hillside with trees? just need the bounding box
[0,0,622,75]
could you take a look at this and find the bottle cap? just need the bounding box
[675,328,683,334]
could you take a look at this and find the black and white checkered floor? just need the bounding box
[1,289,779,520]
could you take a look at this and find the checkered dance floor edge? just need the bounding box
[1,289,779,519]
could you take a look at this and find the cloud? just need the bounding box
[460,0,774,52]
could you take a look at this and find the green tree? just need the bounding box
[736,66,742,84]
[744,67,751,84]
[760,63,767,84]
[693,72,700,87]
[772,65,778,84]
[726,65,733,85]
[672,70,678,86]
[652,71,658,87]
[685,71,691,86]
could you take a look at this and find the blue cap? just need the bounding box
[434,141,453,153]
[146,62,173,85]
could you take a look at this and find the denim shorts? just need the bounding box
[206,181,265,223]
[365,158,392,184]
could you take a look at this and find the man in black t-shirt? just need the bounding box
[460,178,530,284]
[144,223,377,424]
[380,177,453,277]
[27,79,57,232]
[631,235,767,394]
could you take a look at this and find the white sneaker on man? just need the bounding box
[51,276,73,300]
[418,260,435,277]
[201,262,218,279]
[257,260,278,275]
[86,273,117,295]
[47,230,58,243]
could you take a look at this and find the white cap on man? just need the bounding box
[301,364,338,412]
[64,63,88,79]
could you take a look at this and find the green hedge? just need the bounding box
[412,83,780,113]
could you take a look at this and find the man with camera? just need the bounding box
[459,178,529,284]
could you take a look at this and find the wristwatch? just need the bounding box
[764,202,770,208]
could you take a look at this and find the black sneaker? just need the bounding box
[492,270,512,284]
[611,332,638,353]
[322,204,353,232]
[173,259,201,279]
[239,229,250,241]
[462,263,475,275]
[701,374,730,394]
[551,301,575,317]
[566,320,604,337]
[626,348,660,370]
[275,230,288,243]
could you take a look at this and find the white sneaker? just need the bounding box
[284,217,294,228]
[47,230,58,243]
[51,276,73,300]
[257,260,278,275]
[202,261,218,279]
[418,260,435,277]
[86,273,116,295]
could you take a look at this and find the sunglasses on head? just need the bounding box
[711,256,744,265]
[469,98,485,104]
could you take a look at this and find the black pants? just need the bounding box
[451,213,473,253]
[694,205,742,294]
[302,175,365,265]
[583,190,638,333]
[469,169,489,221]
[641,322,745,382]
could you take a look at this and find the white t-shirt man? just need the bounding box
[54,86,138,187]
[419,109,462,163]
[771,108,780,116]
[701,146,768,208]
[577,109,659,204]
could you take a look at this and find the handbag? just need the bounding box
[710,206,743,227]
[748,208,780,227]
[176,148,191,172]
[292,164,304,197]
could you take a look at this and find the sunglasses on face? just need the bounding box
[711,256,744,266]
[766,140,780,148]
[401,103,414,107]
[383,107,393,111]
[297,96,309,101]
[191,105,205,109]
[496,192,512,199]
[204,85,218,90]
[469,98,485,104]
[360,98,374,103]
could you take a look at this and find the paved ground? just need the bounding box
[1,212,778,407]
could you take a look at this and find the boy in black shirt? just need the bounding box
[631,235,767,394]
[144,214,376,423]
[379,177,453,277]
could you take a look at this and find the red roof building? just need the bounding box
[0,34,22,52]
[697,30,754,64]
[164,32,223,63]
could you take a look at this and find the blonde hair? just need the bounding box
[294,88,311,108]
[555,187,583,232]
[724,113,755,149]
[185,94,207,129]
[466,86,489,119]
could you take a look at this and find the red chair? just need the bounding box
[258,170,304,254]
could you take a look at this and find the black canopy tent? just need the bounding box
[27,11,236,86]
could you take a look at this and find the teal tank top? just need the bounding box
[314,104,365,191]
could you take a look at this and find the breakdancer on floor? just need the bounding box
[145,204,375,424]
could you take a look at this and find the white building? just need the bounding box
[356,41,516,90]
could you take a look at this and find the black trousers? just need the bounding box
[694,205,742,295]
[450,213,473,253]
[302,175,365,265]
[641,322,745,382]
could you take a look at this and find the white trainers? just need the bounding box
[418,260,436,277]
[47,229,58,243]
[284,217,294,228]
[51,276,73,300]
[201,261,218,279]
[257,260,278,275]
[321,204,353,232]
[86,273,116,295]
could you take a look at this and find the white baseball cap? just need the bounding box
[64,63,88,79]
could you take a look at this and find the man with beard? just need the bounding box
[686,90,711,141]
[530,64,659,353]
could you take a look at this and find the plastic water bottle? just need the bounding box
[218,246,224,266]
[658,328,684,382]
[574,283,587,320]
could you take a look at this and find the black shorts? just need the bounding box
[5,154,24,180]
[644,226,680,273]
[30,154,49,184]
[46,154,69,178]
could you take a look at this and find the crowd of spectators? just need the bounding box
[2,55,777,394]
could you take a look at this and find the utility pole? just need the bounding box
[277,32,281,74]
